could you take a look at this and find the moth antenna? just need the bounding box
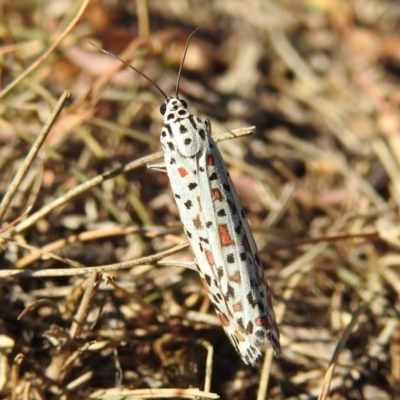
[175,26,203,99]
[89,41,168,99]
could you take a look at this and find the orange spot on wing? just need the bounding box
[233,302,243,312]
[219,224,233,246]
[235,330,245,341]
[219,314,230,327]
[212,188,223,201]
[205,250,215,265]
[178,167,188,177]
[230,271,241,283]
[255,316,272,329]
[207,155,215,165]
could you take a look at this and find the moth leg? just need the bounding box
[147,161,166,172]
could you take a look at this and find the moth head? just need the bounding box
[160,97,188,116]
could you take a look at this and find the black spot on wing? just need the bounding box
[227,253,235,264]
[209,172,218,181]
[164,124,173,137]
[234,223,242,234]
[226,284,235,299]
[227,199,238,215]
[217,209,227,217]
[188,115,197,129]
[237,317,245,330]
[247,292,257,308]
[180,124,187,133]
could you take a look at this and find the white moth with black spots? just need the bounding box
[153,95,280,364]
[95,29,280,365]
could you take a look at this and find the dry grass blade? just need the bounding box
[318,303,370,400]
[90,387,219,399]
[257,347,275,400]
[0,91,71,223]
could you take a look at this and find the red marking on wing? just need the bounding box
[205,250,215,265]
[230,271,241,283]
[219,224,233,246]
[235,330,245,342]
[178,167,188,177]
[255,316,272,330]
[207,155,215,165]
[233,302,243,312]
[212,188,223,201]
[219,314,230,327]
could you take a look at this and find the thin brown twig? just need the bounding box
[69,272,101,339]
[12,226,146,269]
[269,230,379,252]
[0,242,190,279]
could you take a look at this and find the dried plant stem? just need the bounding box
[257,347,274,400]
[0,242,190,279]
[0,91,71,223]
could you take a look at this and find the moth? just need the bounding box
[96,29,280,365]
